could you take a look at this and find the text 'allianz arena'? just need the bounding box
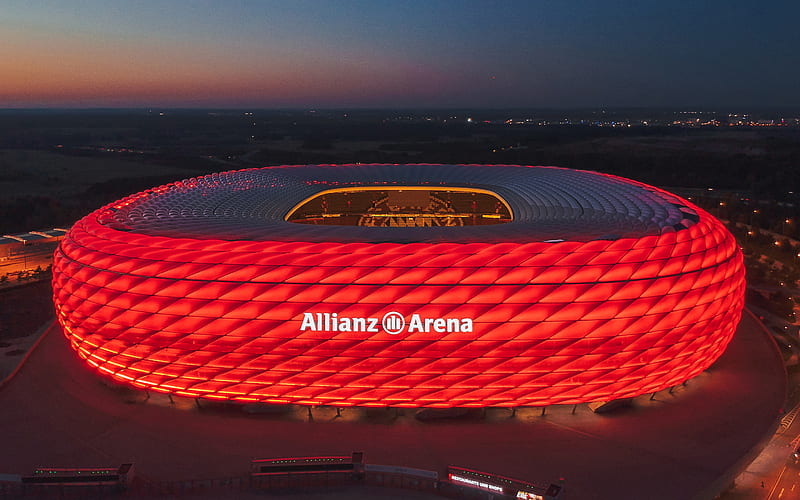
[52,164,745,408]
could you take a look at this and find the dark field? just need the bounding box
[0,281,53,342]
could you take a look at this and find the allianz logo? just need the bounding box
[300,311,473,335]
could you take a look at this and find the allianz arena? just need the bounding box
[52,164,745,408]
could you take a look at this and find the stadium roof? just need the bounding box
[99,164,699,243]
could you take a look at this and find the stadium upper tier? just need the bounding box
[98,164,699,242]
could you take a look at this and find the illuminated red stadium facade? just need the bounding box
[52,164,745,408]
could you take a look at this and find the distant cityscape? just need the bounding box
[376,109,800,128]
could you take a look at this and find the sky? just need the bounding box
[1,0,798,109]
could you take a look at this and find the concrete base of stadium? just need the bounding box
[0,310,785,500]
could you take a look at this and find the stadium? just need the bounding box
[51,164,745,408]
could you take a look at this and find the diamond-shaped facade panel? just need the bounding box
[52,164,744,408]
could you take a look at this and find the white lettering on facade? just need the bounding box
[366,318,379,332]
[300,312,472,335]
[300,313,316,331]
[407,314,424,333]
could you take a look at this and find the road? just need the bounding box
[722,366,800,499]
[765,419,800,500]
[768,464,800,500]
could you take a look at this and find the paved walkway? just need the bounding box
[0,280,54,384]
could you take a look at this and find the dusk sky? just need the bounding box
[1,0,798,109]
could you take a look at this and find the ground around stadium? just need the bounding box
[0,285,786,500]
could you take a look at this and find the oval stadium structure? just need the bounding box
[52,164,745,408]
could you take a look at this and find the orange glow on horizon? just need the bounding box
[0,27,455,107]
